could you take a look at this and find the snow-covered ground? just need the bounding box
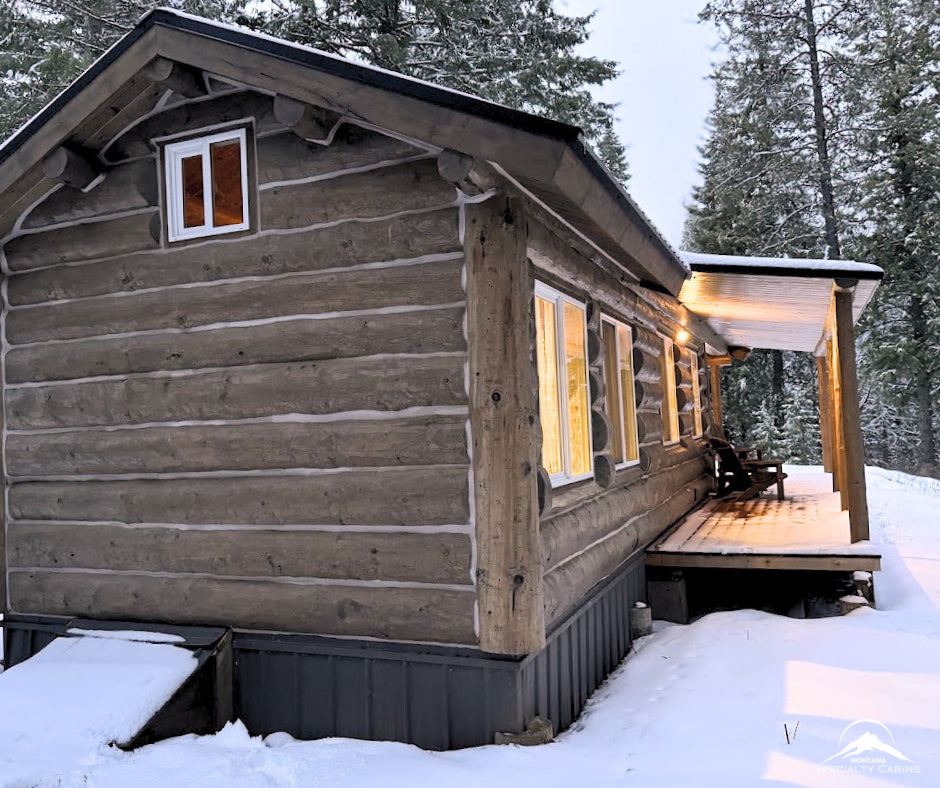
[2,466,938,787]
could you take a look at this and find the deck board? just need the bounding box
[647,471,881,572]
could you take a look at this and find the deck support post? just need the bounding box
[816,354,833,473]
[465,193,545,655]
[833,286,870,542]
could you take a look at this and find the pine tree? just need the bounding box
[0,1,246,141]
[684,0,839,462]
[237,0,628,180]
[850,0,940,474]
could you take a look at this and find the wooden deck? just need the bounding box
[647,471,881,572]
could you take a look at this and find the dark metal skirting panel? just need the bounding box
[520,550,647,733]
[232,634,524,750]
[2,613,71,668]
[1,551,646,749]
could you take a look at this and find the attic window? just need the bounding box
[164,128,248,241]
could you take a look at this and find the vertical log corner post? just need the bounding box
[833,285,870,542]
[465,194,545,656]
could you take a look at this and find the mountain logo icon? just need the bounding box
[823,720,913,764]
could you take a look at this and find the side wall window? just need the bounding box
[535,282,593,486]
[601,316,639,466]
[165,128,249,242]
[661,336,680,444]
[690,351,704,437]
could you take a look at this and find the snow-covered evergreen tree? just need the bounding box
[850,0,940,474]
[236,0,628,180]
[1,1,629,181]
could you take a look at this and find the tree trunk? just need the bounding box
[803,0,841,259]
[772,349,785,431]
[910,294,937,471]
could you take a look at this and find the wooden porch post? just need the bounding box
[833,286,870,542]
[465,194,545,655]
[816,354,833,473]
[828,336,846,500]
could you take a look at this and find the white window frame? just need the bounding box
[661,335,681,446]
[690,352,704,437]
[165,128,249,242]
[601,315,640,469]
[535,280,594,487]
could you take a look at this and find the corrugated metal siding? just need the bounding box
[232,635,524,750]
[521,550,646,732]
[2,614,70,667]
[1,550,646,750]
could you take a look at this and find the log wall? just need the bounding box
[527,214,713,628]
[1,90,478,644]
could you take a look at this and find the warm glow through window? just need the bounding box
[662,336,680,444]
[535,282,593,485]
[691,352,704,437]
[602,317,639,466]
[165,128,249,241]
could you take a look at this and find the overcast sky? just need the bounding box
[558,1,720,247]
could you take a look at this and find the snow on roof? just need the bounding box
[680,250,883,279]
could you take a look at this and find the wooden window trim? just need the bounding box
[535,280,594,488]
[601,315,640,469]
[165,127,249,242]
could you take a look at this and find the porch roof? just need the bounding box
[677,252,883,353]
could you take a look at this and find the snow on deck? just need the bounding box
[0,632,197,781]
[649,469,880,566]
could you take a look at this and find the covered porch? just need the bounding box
[678,251,884,544]
[647,469,881,573]
[647,252,885,621]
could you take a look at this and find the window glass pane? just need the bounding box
[535,296,563,475]
[662,338,679,443]
[211,139,244,227]
[618,324,639,462]
[602,322,624,464]
[564,302,591,476]
[691,353,703,436]
[181,154,205,228]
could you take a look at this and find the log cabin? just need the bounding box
[0,10,881,748]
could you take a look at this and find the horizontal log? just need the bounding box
[6,306,466,383]
[634,380,663,411]
[42,147,101,190]
[635,410,664,444]
[631,326,663,356]
[273,94,340,142]
[7,258,465,344]
[9,522,472,584]
[542,475,714,625]
[22,159,158,230]
[7,416,469,476]
[8,208,460,305]
[8,570,476,643]
[4,211,161,271]
[10,466,470,526]
[144,57,206,99]
[104,92,281,162]
[631,344,660,372]
[261,158,454,231]
[7,354,467,430]
[540,455,710,569]
[257,123,421,183]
